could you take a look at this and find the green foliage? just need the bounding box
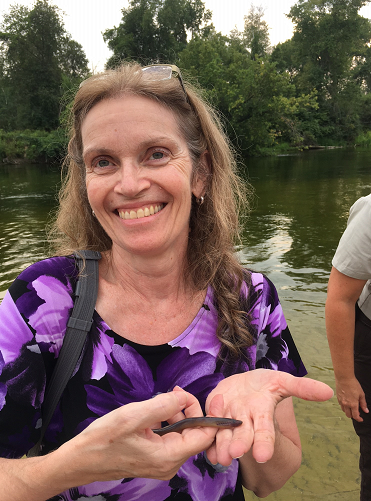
[0,0,89,131]
[0,0,370,157]
[242,5,271,60]
[0,129,68,163]
[103,0,212,66]
[179,30,319,154]
[355,130,371,147]
[271,0,371,144]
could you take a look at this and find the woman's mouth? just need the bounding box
[118,204,165,220]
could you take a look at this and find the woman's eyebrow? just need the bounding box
[83,137,183,159]
[83,147,113,159]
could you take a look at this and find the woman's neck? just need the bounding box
[100,246,190,302]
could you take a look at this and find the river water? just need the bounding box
[1,149,371,499]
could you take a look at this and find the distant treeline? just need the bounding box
[1,0,371,161]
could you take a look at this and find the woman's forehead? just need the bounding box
[81,95,188,155]
[81,95,184,141]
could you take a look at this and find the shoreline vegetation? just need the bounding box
[1,129,371,166]
[0,129,67,165]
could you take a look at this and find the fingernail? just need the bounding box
[232,454,244,459]
[256,460,267,464]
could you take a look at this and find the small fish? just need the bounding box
[152,417,243,436]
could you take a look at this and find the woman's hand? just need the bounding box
[205,369,333,466]
[62,388,217,484]
[0,389,217,501]
[335,375,368,421]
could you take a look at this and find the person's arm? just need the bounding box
[0,390,217,501]
[205,369,333,498]
[325,266,368,421]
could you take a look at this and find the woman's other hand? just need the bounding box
[205,369,333,466]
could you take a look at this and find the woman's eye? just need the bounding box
[150,151,165,160]
[88,158,116,173]
[96,159,111,168]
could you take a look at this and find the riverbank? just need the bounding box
[0,129,67,164]
[1,128,371,164]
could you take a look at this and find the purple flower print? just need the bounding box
[0,292,34,365]
[175,454,238,501]
[54,477,171,501]
[0,350,6,411]
[27,275,74,356]
[0,293,47,409]
[85,344,224,420]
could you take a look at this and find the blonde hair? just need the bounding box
[50,62,254,358]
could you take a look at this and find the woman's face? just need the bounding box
[81,94,205,260]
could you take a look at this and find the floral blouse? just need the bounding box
[0,256,306,501]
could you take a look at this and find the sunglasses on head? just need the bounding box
[79,64,190,105]
[141,64,189,104]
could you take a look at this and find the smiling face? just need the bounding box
[81,94,205,261]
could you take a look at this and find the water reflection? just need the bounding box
[0,163,60,291]
[241,148,371,500]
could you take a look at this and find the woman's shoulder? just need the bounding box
[349,194,371,221]
[15,255,76,280]
[8,255,78,300]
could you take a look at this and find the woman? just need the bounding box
[0,63,332,501]
[326,194,371,500]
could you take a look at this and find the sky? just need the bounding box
[1,0,371,71]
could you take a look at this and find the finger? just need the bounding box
[250,410,276,463]
[161,422,217,458]
[205,441,218,465]
[207,394,234,465]
[122,391,189,432]
[350,401,362,422]
[275,372,334,402]
[208,395,253,465]
[173,386,204,419]
[207,393,225,417]
[213,427,235,466]
[360,394,369,415]
[350,405,363,422]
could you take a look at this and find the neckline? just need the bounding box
[95,285,214,348]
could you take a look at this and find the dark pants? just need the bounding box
[353,305,371,501]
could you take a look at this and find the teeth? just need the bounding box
[119,204,163,220]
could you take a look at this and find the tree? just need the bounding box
[271,0,371,142]
[103,0,212,67]
[243,5,270,60]
[287,0,371,95]
[0,0,89,131]
[178,30,319,153]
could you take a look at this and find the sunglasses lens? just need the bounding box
[142,66,173,80]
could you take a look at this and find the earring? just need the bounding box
[196,195,204,205]
[92,210,96,217]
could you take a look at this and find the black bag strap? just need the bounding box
[27,250,101,457]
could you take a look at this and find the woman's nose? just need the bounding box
[114,162,150,197]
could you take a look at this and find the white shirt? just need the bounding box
[332,194,371,320]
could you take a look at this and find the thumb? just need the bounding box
[277,373,334,402]
[123,392,188,431]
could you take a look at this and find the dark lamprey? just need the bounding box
[152,417,243,436]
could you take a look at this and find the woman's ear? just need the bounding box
[192,151,211,198]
